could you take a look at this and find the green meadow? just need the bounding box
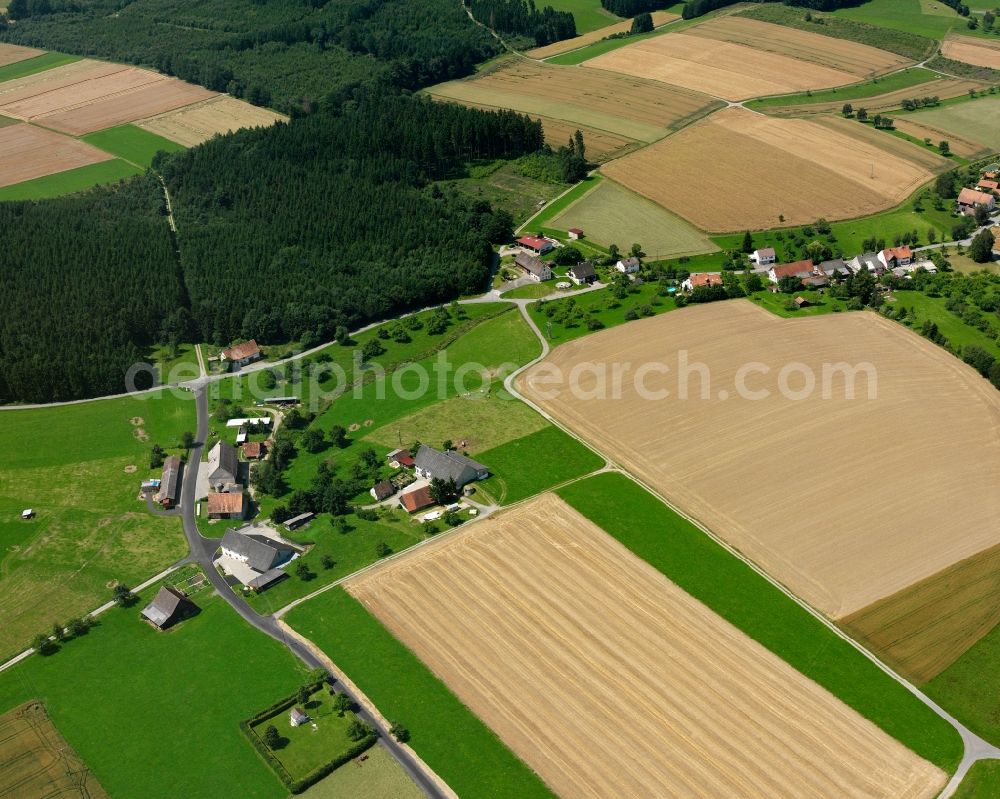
[0,159,142,200]
[83,124,185,168]
[0,392,194,658]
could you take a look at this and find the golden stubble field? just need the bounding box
[138,95,287,147]
[520,302,1000,619]
[601,107,942,231]
[583,16,904,101]
[426,57,722,144]
[348,493,945,799]
[941,34,1000,69]
[0,43,43,67]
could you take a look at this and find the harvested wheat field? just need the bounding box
[941,35,1000,70]
[527,10,678,59]
[842,543,1000,683]
[585,30,860,100]
[0,701,108,799]
[521,301,1000,619]
[602,107,940,231]
[349,493,945,799]
[687,17,908,78]
[137,95,286,147]
[0,43,43,67]
[0,60,216,135]
[427,57,722,143]
[0,123,111,188]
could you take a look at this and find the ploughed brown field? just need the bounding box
[520,301,1000,619]
[583,17,904,101]
[842,542,1000,682]
[348,494,946,799]
[941,34,1000,70]
[426,57,722,144]
[526,10,679,59]
[137,95,287,147]
[0,701,108,799]
[0,59,216,135]
[600,107,943,231]
[0,43,44,67]
[0,123,112,187]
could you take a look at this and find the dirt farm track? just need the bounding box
[349,494,945,799]
[521,301,1000,619]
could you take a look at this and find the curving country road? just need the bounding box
[176,384,450,799]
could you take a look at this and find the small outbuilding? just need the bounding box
[370,480,395,501]
[290,707,309,727]
[283,512,316,531]
[243,441,264,460]
[156,456,181,509]
[386,448,415,468]
[567,227,584,240]
[140,585,197,630]
[20,508,35,520]
[207,490,246,520]
[400,485,435,513]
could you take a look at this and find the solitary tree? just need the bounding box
[263,725,280,749]
[390,721,411,743]
[741,230,753,253]
[939,140,951,156]
[333,692,352,716]
[149,443,166,469]
[112,583,135,607]
[295,560,314,581]
[375,542,392,558]
[969,228,995,263]
[180,431,195,451]
[320,554,336,569]
[842,102,853,117]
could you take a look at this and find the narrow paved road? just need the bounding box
[177,386,448,799]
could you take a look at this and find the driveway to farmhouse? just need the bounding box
[176,385,452,799]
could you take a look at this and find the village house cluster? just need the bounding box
[371,444,487,519]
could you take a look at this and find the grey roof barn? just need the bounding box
[414,445,488,486]
[208,441,239,486]
[140,585,196,630]
[220,528,293,572]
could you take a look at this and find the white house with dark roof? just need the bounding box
[217,525,297,592]
[616,257,640,274]
[414,446,488,487]
[750,247,776,266]
[207,441,239,487]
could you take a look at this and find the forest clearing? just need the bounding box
[520,301,1000,619]
[348,493,946,799]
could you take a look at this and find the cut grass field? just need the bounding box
[473,425,604,504]
[0,158,142,200]
[522,301,1000,620]
[602,106,945,232]
[0,584,308,799]
[901,94,1000,153]
[529,280,678,345]
[555,473,964,771]
[426,56,722,143]
[548,176,717,258]
[925,618,1000,745]
[0,392,192,658]
[953,760,1000,798]
[832,0,969,40]
[842,543,1000,682]
[286,587,557,799]
[296,745,423,799]
[0,701,108,799]
[346,492,946,798]
[528,9,679,58]
[82,124,184,168]
[0,51,79,83]
[540,0,620,34]
[746,68,982,114]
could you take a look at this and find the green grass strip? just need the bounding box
[556,472,964,772]
[0,159,142,200]
[520,174,601,231]
[286,587,557,799]
[83,124,185,168]
[746,68,942,111]
[0,51,80,83]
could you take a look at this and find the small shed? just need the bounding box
[794,296,810,308]
[567,227,584,240]
[290,707,309,727]
[371,479,395,501]
[21,508,35,520]
[140,585,197,630]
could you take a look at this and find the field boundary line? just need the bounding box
[499,299,999,796]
